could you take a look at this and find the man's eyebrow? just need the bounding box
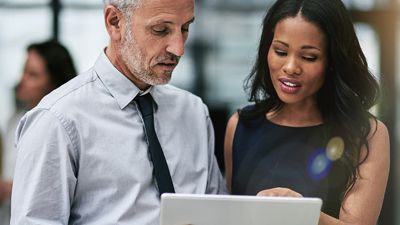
[185,17,195,24]
[149,17,195,25]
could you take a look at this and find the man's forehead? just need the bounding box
[132,0,194,24]
[137,0,194,13]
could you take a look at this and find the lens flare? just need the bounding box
[326,136,344,161]
[308,148,332,181]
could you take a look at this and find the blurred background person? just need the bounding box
[0,40,76,225]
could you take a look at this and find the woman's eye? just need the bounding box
[303,56,317,62]
[275,50,287,57]
[27,71,40,80]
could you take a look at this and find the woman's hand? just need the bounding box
[0,180,12,203]
[257,187,303,197]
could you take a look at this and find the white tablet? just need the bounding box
[160,193,322,225]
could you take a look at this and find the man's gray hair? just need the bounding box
[103,0,141,15]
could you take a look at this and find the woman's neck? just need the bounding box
[267,102,322,127]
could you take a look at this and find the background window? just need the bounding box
[60,8,108,73]
[0,8,51,129]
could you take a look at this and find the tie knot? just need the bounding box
[135,94,153,118]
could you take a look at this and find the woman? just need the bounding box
[224,0,389,225]
[16,40,77,109]
[0,40,76,224]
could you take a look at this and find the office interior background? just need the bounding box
[0,0,397,224]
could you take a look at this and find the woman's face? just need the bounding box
[16,50,54,109]
[267,14,328,107]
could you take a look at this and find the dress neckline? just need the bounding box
[263,116,325,129]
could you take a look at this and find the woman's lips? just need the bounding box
[278,78,301,94]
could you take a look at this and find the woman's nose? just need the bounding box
[282,56,301,75]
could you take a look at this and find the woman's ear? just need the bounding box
[104,5,124,42]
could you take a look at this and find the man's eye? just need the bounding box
[182,26,190,33]
[152,27,168,35]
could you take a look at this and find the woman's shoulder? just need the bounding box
[226,112,240,134]
[368,118,389,141]
[361,118,390,165]
[239,104,257,114]
[226,104,259,137]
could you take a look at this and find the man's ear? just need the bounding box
[104,5,125,42]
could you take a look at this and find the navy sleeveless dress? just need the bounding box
[232,107,349,218]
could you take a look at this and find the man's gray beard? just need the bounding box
[120,26,172,86]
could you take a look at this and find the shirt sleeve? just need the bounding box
[204,105,228,195]
[11,109,78,225]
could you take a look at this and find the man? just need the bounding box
[10,0,226,224]
[3,40,77,225]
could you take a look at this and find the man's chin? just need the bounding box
[151,70,173,85]
[144,74,172,86]
[154,77,172,86]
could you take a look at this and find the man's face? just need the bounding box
[120,0,194,87]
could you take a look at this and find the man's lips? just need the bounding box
[159,62,177,66]
[155,62,177,71]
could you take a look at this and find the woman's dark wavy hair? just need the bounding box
[241,0,380,205]
[27,40,77,88]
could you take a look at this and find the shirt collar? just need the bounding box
[93,50,159,109]
[138,87,152,96]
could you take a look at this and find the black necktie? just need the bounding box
[135,94,175,195]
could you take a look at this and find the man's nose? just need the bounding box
[166,33,185,57]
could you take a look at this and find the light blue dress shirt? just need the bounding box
[11,52,226,225]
